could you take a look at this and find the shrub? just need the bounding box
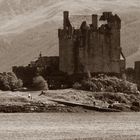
[132,101,140,107]
[78,75,139,94]
[94,92,129,104]
[131,101,140,111]
[16,79,23,88]
[81,80,98,91]
[33,76,48,90]
[73,82,82,89]
[105,85,115,92]
[0,72,23,91]
[131,106,140,112]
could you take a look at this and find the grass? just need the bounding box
[0,88,140,112]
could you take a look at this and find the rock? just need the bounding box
[110,103,131,112]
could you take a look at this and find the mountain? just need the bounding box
[0,0,139,71]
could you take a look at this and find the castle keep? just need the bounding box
[58,11,125,75]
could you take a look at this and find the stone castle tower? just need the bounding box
[58,11,125,75]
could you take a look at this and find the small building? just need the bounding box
[29,54,59,75]
[58,11,126,76]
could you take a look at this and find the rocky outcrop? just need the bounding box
[0,102,94,113]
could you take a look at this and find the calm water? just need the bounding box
[0,113,140,140]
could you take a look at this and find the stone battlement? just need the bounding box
[58,11,121,39]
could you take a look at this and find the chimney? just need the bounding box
[92,14,98,29]
[63,11,69,29]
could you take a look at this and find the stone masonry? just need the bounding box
[58,11,125,75]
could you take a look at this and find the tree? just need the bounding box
[0,72,23,91]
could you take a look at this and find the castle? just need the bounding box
[13,11,126,88]
[58,11,125,76]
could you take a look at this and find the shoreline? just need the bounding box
[0,103,96,113]
[0,89,139,113]
[0,101,133,113]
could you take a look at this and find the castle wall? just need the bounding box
[88,31,103,73]
[59,30,75,75]
[110,28,121,73]
[92,15,98,30]
[78,30,113,74]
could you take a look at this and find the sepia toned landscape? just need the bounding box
[0,0,140,140]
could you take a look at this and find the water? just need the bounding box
[0,113,140,140]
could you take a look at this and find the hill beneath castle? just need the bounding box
[0,0,140,71]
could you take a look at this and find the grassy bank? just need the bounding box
[0,89,140,113]
[0,90,95,113]
[44,89,140,112]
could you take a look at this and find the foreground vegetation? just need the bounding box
[73,75,138,94]
[0,72,23,91]
[0,87,140,112]
[0,75,140,113]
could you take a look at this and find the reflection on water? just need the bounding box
[0,112,140,140]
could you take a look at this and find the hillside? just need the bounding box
[0,0,140,71]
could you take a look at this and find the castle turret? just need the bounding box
[107,13,122,73]
[108,14,121,29]
[63,11,72,30]
[100,12,113,21]
[92,14,98,30]
[63,11,69,29]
